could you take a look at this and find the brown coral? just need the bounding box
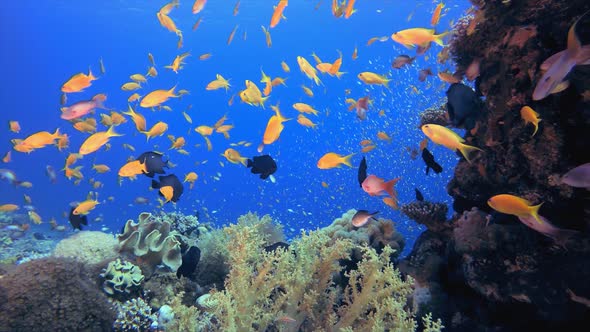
[401,202,449,231]
[0,257,115,331]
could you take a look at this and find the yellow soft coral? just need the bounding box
[205,212,442,331]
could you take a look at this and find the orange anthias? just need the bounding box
[61,69,97,93]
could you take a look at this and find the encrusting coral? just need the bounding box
[0,257,115,331]
[52,230,118,265]
[401,202,449,232]
[101,258,145,297]
[117,212,183,273]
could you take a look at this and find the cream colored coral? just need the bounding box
[52,231,118,265]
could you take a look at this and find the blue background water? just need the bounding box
[0,0,469,255]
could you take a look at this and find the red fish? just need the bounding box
[361,174,400,197]
[61,94,107,120]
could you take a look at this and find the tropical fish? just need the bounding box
[73,192,99,215]
[45,165,57,183]
[357,156,367,187]
[421,124,482,163]
[487,194,543,224]
[177,246,201,278]
[118,160,147,179]
[520,106,541,137]
[561,163,590,189]
[68,207,88,230]
[60,94,107,120]
[152,174,184,203]
[391,28,448,48]
[358,72,390,88]
[392,55,415,69]
[136,151,169,178]
[183,172,198,189]
[351,210,378,227]
[143,121,168,140]
[270,0,288,28]
[140,86,178,108]
[361,174,400,197]
[415,188,424,201]
[192,0,207,14]
[247,155,277,180]
[222,148,248,166]
[446,83,481,131]
[123,105,147,132]
[421,148,443,175]
[78,126,122,155]
[61,69,97,93]
[297,56,322,86]
[317,152,354,169]
[431,2,444,26]
[532,12,590,100]
[261,104,291,148]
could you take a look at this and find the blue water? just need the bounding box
[0,0,469,255]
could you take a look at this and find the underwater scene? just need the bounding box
[0,0,589,331]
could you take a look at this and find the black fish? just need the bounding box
[415,188,424,202]
[446,83,481,131]
[264,242,290,252]
[177,246,200,278]
[68,207,88,230]
[422,148,443,175]
[247,155,277,179]
[151,174,184,203]
[418,68,433,82]
[358,156,367,187]
[136,151,169,178]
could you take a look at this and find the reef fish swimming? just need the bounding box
[247,155,277,181]
[421,148,443,175]
[151,174,184,203]
[446,83,481,131]
[357,156,367,187]
[351,210,379,227]
[136,151,169,178]
[560,163,590,189]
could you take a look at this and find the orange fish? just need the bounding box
[118,160,147,179]
[192,0,207,14]
[270,0,288,28]
[8,121,21,133]
[431,2,444,26]
[140,85,178,108]
[78,126,122,155]
[73,193,99,215]
[2,151,11,163]
[317,152,354,169]
[61,69,97,93]
[227,25,239,45]
[261,104,291,148]
[143,122,168,140]
[344,0,356,19]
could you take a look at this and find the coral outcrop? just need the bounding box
[113,297,157,332]
[117,212,183,272]
[52,230,118,264]
[0,257,115,331]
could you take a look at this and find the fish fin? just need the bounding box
[458,143,483,163]
[434,31,449,46]
[239,157,248,167]
[383,178,401,197]
[106,126,123,138]
[151,179,160,189]
[530,202,544,224]
[342,153,355,167]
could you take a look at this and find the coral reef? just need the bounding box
[321,209,405,258]
[117,212,183,273]
[113,297,157,332]
[445,0,590,232]
[153,211,201,236]
[200,213,439,331]
[100,258,145,297]
[52,230,118,264]
[401,202,449,232]
[0,257,115,331]
[419,104,450,127]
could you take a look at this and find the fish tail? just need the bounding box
[434,31,449,46]
[88,68,96,80]
[383,177,401,197]
[531,122,539,137]
[341,153,355,167]
[260,96,270,109]
[169,84,178,97]
[106,126,123,138]
[313,74,322,86]
[458,143,483,163]
[52,128,61,138]
[530,202,544,224]
[239,157,248,167]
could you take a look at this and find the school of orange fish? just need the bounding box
[3,0,578,234]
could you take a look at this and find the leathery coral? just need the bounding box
[204,213,442,331]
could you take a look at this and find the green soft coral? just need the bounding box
[100,258,144,296]
[207,213,442,331]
